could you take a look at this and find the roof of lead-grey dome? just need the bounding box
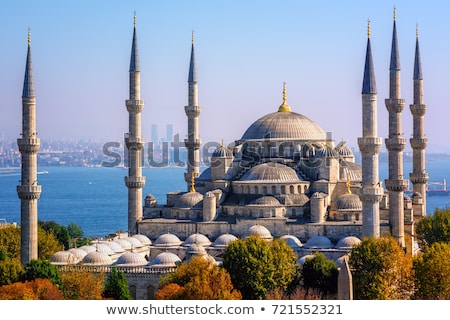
[240,111,326,141]
[240,162,300,183]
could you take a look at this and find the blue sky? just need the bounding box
[1,0,449,153]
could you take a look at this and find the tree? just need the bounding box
[301,252,338,298]
[157,256,242,300]
[222,236,298,300]
[0,260,24,286]
[413,242,450,299]
[67,222,84,239]
[38,228,64,260]
[416,207,450,249]
[61,268,105,300]
[103,267,132,300]
[0,278,63,300]
[23,259,62,287]
[349,236,414,300]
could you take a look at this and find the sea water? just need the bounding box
[1,159,450,238]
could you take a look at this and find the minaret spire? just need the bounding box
[17,28,42,266]
[184,32,201,191]
[358,20,383,239]
[125,13,146,235]
[409,25,428,220]
[385,8,407,248]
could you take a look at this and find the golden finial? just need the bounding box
[346,176,352,194]
[278,81,292,112]
[190,171,196,193]
[416,23,419,38]
[192,30,195,44]
[367,19,371,39]
[27,27,31,45]
[393,6,397,21]
[221,139,225,148]
[134,11,136,27]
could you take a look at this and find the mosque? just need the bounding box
[17,10,428,299]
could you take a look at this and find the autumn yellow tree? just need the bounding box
[60,267,105,300]
[157,256,241,300]
[0,278,63,300]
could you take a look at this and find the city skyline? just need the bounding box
[1,1,449,153]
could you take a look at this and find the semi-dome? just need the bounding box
[82,251,113,265]
[174,191,203,209]
[248,195,281,206]
[114,251,147,266]
[50,251,79,265]
[315,144,339,158]
[245,224,273,240]
[148,252,181,267]
[333,193,362,211]
[303,235,333,249]
[212,142,233,158]
[335,236,361,249]
[279,234,303,249]
[154,232,182,248]
[182,233,212,247]
[335,141,354,157]
[241,111,326,141]
[240,162,300,182]
[212,233,238,248]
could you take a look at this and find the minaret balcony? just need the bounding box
[357,137,382,154]
[17,185,41,200]
[126,99,144,113]
[125,137,145,150]
[184,138,201,150]
[125,176,146,189]
[184,105,201,117]
[410,104,427,116]
[385,137,406,151]
[385,98,405,113]
[17,138,40,153]
[359,186,384,203]
[410,138,428,150]
[409,172,429,184]
[384,179,409,192]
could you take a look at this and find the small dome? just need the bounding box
[212,233,238,248]
[113,239,133,250]
[412,191,422,198]
[296,254,315,266]
[335,236,361,249]
[132,234,152,246]
[79,245,97,253]
[185,243,207,256]
[240,162,300,183]
[248,196,281,206]
[333,193,362,211]
[278,194,310,206]
[303,235,333,249]
[148,252,181,267]
[124,236,144,248]
[279,234,303,249]
[50,251,78,265]
[212,142,233,158]
[335,141,354,157]
[183,233,212,247]
[68,248,88,260]
[311,192,326,199]
[154,233,182,248]
[82,251,113,265]
[315,145,338,158]
[114,251,147,266]
[245,225,273,240]
[174,192,203,209]
[100,241,125,253]
[90,243,114,255]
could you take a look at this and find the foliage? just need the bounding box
[413,242,450,299]
[38,228,64,260]
[61,268,105,300]
[157,256,242,300]
[416,207,450,249]
[222,236,298,300]
[0,260,25,286]
[103,267,132,300]
[349,236,414,300]
[23,259,62,287]
[0,278,63,300]
[67,222,84,239]
[0,225,21,261]
[301,252,338,298]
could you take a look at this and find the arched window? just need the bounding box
[129,285,137,299]
[271,185,276,194]
[263,186,268,194]
[290,185,295,194]
[281,185,286,194]
[147,285,156,299]
[254,186,258,194]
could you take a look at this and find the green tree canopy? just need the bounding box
[23,259,62,287]
[222,236,298,300]
[349,236,414,300]
[301,252,338,298]
[103,267,132,300]
[413,242,450,299]
[416,207,450,249]
[0,260,25,286]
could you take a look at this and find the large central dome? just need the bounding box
[241,111,326,141]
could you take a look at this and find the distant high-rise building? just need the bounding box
[151,124,158,145]
[166,124,173,143]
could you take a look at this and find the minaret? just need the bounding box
[409,25,428,218]
[184,32,201,191]
[125,14,145,235]
[17,29,41,266]
[358,20,383,238]
[384,9,408,248]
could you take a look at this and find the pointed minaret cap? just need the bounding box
[22,27,35,98]
[362,19,377,94]
[188,31,198,83]
[278,82,292,112]
[414,24,423,80]
[390,7,401,71]
[129,12,140,72]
